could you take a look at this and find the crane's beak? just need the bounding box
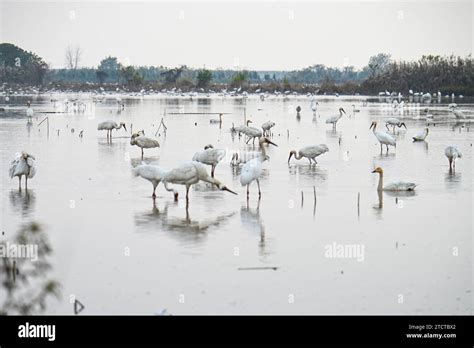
[123,124,127,132]
[369,122,374,130]
[222,186,238,195]
[371,169,377,173]
[288,152,294,164]
[266,139,278,147]
[401,123,407,129]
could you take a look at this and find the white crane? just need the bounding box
[241,124,263,145]
[449,106,466,120]
[352,104,360,114]
[162,161,237,205]
[412,128,429,142]
[26,101,34,122]
[132,163,177,199]
[325,107,346,130]
[97,120,127,140]
[311,101,319,114]
[9,152,36,190]
[130,133,160,159]
[261,121,275,137]
[230,137,276,166]
[288,144,329,165]
[370,121,396,153]
[444,145,462,171]
[372,167,416,191]
[385,118,407,132]
[231,120,253,136]
[192,144,226,177]
[240,137,278,198]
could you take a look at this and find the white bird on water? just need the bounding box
[385,118,407,132]
[288,144,329,165]
[325,108,346,130]
[412,128,429,142]
[192,144,226,178]
[261,121,275,137]
[240,137,278,198]
[26,101,34,122]
[241,123,263,145]
[9,152,36,190]
[132,163,177,199]
[210,113,223,125]
[370,121,396,154]
[231,120,253,136]
[162,161,237,206]
[97,120,127,140]
[372,167,416,191]
[130,133,160,159]
[444,145,462,171]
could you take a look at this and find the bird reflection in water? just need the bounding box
[0,222,60,314]
[134,200,235,244]
[9,189,36,218]
[445,170,462,189]
[240,198,269,257]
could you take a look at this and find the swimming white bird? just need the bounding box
[288,144,329,165]
[372,167,416,191]
[132,163,177,199]
[370,121,396,153]
[162,161,237,205]
[97,120,127,140]
[412,128,429,141]
[311,101,319,113]
[385,118,407,132]
[9,152,36,190]
[444,145,462,171]
[130,133,160,159]
[450,107,466,120]
[261,121,275,137]
[352,104,360,114]
[240,137,278,198]
[192,144,226,177]
[325,107,346,129]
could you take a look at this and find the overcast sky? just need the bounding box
[0,0,472,70]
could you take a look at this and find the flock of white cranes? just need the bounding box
[8,98,467,206]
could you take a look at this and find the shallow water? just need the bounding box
[0,94,472,314]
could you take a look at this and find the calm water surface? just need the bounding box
[0,94,472,314]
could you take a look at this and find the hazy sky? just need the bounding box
[0,0,472,70]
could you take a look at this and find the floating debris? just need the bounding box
[238,266,278,271]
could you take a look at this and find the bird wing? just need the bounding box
[137,137,160,148]
[240,159,262,186]
[164,162,198,185]
[384,181,416,191]
[9,157,20,178]
[376,131,396,145]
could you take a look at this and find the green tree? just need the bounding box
[120,66,143,87]
[0,43,49,85]
[98,56,121,83]
[196,69,212,88]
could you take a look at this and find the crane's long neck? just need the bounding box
[295,152,303,160]
[377,172,384,191]
[259,141,267,160]
[115,124,122,130]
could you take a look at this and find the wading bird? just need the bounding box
[97,120,127,140]
[240,138,278,198]
[385,118,407,132]
[372,167,416,191]
[231,120,253,136]
[132,163,177,199]
[162,161,237,206]
[241,124,263,145]
[370,121,396,154]
[130,133,160,159]
[231,137,276,166]
[288,144,329,165]
[192,144,226,177]
[444,145,462,171]
[352,104,360,114]
[9,152,36,190]
[412,128,429,142]
[261,121,275,137]
[325,108,345,130]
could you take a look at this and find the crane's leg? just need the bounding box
[386,124,390,132]
[152,185,157,199]
[257,179,261,197]
[18,176,21,191]
[386,145,389,153]
[308,158,312,165]
[186,185,190,204]
[453,158,456,170]
[25,176,28,190]
[247,184,249,198]
[141,148,144,159]
[380,144,383,154]
[211,165,215,178]
[252,137,255,145]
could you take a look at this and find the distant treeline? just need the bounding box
[1,43,473,95]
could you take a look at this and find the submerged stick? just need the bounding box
[238,266,278,271]
[357,192,360,217]
[301,191,304,207]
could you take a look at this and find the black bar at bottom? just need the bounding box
[0,315,472,346]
